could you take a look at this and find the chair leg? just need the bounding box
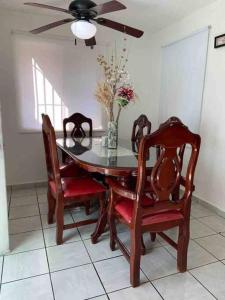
[47,189,55,224]
[108,190,117,251]
[130,228,142,287]
[150,233,156,242]
[177,223,189,272]
[85,200,91,215]
[56,198,64,245]
[109,212,117,251]
[141,236,146,255]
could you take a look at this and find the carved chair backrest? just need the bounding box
[63,113,93,138]
[136,122,200,210]
[42,114,62,193]
[131,114,151,151]
[157,117,186,169]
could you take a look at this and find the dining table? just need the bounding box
[56,137,155,244]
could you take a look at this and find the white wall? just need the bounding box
[0,102,9,255]
[146,0,225,212]
[0,9,154,185]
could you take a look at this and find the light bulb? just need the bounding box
[71,20,97,40]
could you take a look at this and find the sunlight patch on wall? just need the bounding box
[32,58,68,130]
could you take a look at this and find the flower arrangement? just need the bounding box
[115,85,136,122]
[95,43,137,124]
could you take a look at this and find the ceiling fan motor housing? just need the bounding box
[69,0,98,20]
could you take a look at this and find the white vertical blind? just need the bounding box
[13,33,105,132]
[159,27,209,132]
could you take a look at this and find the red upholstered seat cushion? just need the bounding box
[115,198,183,225]
[49,177,105,199]
[115,195,155,223]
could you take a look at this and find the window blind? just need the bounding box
[13,33,105,132]
[159,27,209,132]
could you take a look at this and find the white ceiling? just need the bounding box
[0,0,217,33]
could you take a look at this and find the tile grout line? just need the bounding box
[196,215,225,233]
[35,186,56,300]
[5,246,46,257]
[9,212,40,221]
[106,281,165,300]
[158,232,224,272]
[50,262,93,275]
[0,256,5,294]
[8,227,43,236]
[82,239,110,300]
[138,265,164,300]
[72,210,110,300]
[3,237,123,264]
[188,271,217,299]
[0,186,12,294]
[193,236,225,261]
[1,273,50,286]
[162,242,220,271]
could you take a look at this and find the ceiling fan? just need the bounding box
[24,0,144,48]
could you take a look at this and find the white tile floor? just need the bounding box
[1,185,225,299]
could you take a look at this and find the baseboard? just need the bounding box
[193,195,225,218]
[0,249,10,256]
[7,181,47,189]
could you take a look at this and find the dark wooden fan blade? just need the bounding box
[91,1,126,16]
[85,37,97,47]
[30,18,74,34]
[24,2,71,14]
[96,18,144,38]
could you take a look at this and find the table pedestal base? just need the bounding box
[91,193,108,244]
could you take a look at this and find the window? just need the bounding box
[13,33,105,132]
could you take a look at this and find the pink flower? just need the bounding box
[118,86,135,102]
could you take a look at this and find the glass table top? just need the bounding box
[57,137,155,172]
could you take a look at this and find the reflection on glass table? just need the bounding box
[57,137,155,176]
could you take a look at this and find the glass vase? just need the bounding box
[107,121,118,149]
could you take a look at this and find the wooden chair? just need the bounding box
[62,112,94,214]
[107,121,201,287]
[42,114,106,245]
[131,114,151,152]
[63,112,92,139]
[62,112,92,164]
[130,114,151,187]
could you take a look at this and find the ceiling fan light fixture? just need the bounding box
[71,20,97,39]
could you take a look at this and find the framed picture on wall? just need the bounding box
[214,34,225,48]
